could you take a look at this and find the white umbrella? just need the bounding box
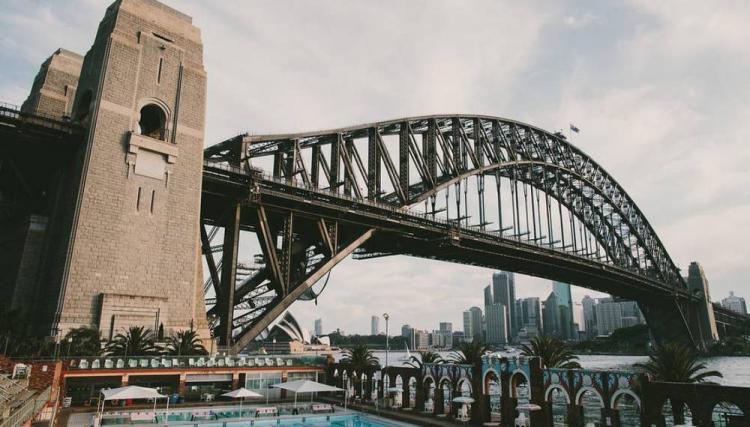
[222,388,263,416]
[385,387,402,394]
[98,386,167,423]
[271,380,344,408]
[452,396,475,404]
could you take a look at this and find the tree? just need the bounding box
[105,326,158,356]
[339,344,379,399]
[165,329,207,356]
[64,326,103,356]
[406,350,443,369]
[634,342,722,424]
[520,335,581,369]
[450,339,487,423]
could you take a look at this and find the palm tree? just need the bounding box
[634,342,722,424]
[450,339,487,422]
[520,335,581,369]
[406,350,443,369]
[165,329,208,356]
[64,326,103,356]
[340,344,379,398]
[634,342,721,382]
[105,326,158,356]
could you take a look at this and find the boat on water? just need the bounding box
[398,344,413,361]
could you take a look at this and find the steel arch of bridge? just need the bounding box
[202,114,696,352]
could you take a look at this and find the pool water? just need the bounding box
[183,414,405,426]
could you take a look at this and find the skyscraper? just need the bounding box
[542,292,561,338]
[485,304,508,344]
[314,318,323,336]
[484,285,493,307]
[492,272,517,340]
[595,298,645,335]
[371,316,380,335]
[401,324,413,338]
[552,282,576,340]
[439,322,453,333]
[464,307,483,341]
[722,292,748,315]
[518,297,542,335]
[581,296,597,339]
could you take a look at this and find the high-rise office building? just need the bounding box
[401,324,413,338]
[722,292,748,315]
[439,322,452,333]
[314,318,323,336]
[492,272,517,340]
[595,298,645,335]
[542,292,561,338]
[485,304,508,344]
[463,307,483,341]
[518,297,543,335]
[371,316,380,335]
[414,330,430,349]
[581,295,597,339]
[552,282,576,339]
[484,285,493,307]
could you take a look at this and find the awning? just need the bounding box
[101,386,166,401]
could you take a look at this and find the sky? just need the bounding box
[1,0,749,335]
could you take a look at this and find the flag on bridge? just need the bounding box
[569,123,580,133]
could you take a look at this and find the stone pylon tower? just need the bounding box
[53,0,208,339]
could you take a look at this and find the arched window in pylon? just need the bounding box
[138,103,167,140]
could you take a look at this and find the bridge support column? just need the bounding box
[217,201,241,347]
[480,394,491,423]
[402,382,410,409]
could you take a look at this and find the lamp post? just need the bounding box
[382,313,389,369]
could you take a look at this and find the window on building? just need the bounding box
[138,104,167,140]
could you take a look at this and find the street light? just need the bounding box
[382,313,390,370]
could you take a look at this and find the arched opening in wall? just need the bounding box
[74,90,93,124]
[423,377,436,413]
[456,378,472,420]
[511,372,531,422]
[660,398,693,426]
[392,375,403,408]
[711,401,745,426]
[613,392,640,427]
[138,104,167,140]
[546,385,569,426]
[371,371,379,401]
[484,371,501,422]
[408,377,417,407]
[439,379,452,415]
[578,389,604,426]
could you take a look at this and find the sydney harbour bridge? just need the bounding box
[1,99,744,356]
[0,0,744,355]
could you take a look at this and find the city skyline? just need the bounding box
[3,1,748,336]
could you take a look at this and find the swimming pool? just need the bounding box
[93,413,413,427]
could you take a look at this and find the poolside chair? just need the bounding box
[275,358,283,366]
[196,358,206,367]
[255,358,264,367]
[226,357,234,367]
[265,358,274,366]
[172,358,180,367]
[139,359,148,368]
[104,359,113,369]
[116,359,124,369]
[285,359,293,367]
[91,359,100,369]
[162,359,171,368]
[246,358,254,367]
[237,357,246,367]
[207,358,216,367]
[217,358,225,367]
[79,360,89,369]
[188,358,195,367]
[150,359,160,368]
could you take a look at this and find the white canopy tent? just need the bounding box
[271,380,345,409]
[96,386,168,425]
[221,387,263,415]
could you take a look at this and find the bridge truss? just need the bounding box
[202,115,710,353]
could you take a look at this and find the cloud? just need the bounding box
[1,0,747,334]
[563,12,598,29]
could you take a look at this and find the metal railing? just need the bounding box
[0,386,50,427]
[0,101,81,134]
